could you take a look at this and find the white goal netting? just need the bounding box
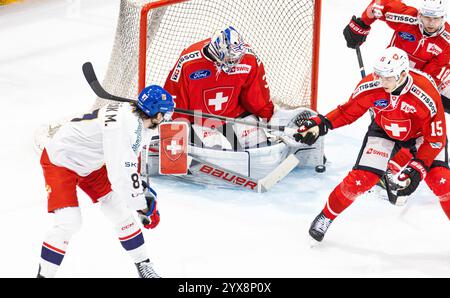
[96,0,321,110]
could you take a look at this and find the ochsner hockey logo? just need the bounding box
[171,51,201,82]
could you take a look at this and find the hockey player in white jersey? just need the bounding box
[37,85,174,278]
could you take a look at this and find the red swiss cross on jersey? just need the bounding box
[203,87,234,115]
[325,70,446,168]
[380,116,411,141]
[163,38,274,124]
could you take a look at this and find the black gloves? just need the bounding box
[293,114,331,146]
[343,15,371,49]
[397,159,428,197]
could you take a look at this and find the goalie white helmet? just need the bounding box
[208,26,246,71]
[373,47,409,81]
[419,0,448,17]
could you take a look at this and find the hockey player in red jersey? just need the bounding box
[37,85,174,278]
[343,0,450,202]
[294,47,450,243]
[164,26,273,149]
[344,0,450,87]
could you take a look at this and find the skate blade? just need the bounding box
[393,195,408,206]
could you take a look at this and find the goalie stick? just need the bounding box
[83,62,301,191]
[185,154,299,193]
[82,62,297,135]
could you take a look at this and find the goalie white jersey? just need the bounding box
[45,102,156,210]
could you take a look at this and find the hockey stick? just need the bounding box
[82,62,297,135]
[355,45,366,78]
[355,49,401,204]
[355,46,375,120]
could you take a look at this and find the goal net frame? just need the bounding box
[135,0,322,111]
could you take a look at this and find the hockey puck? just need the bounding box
[315,165,326,173]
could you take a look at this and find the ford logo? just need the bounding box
[189,69,211,80]
[398,31,416,42]
[374,99,389,107]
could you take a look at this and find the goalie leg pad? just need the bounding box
[324,169,380,220]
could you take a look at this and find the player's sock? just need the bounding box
[39,241,66,278]
[425,167,450,220]
[323,169,380,220]
[116,216,149,263]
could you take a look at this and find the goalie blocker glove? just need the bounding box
[343,15,371,49]
[397,159,428,197]
[137,181,160,229]
[294,114,332,146]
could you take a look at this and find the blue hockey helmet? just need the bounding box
[137,85,174,118]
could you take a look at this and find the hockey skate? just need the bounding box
[36,264,45,278]
[309,211,333,244]
[135,259,160,278]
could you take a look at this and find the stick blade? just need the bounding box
[82,62,97,85]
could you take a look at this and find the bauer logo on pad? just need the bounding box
[159,122,189,175]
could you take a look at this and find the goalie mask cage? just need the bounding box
[98,0,321,111]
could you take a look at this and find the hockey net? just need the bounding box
[95,0,321,111]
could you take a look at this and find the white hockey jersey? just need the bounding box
[45,102,156,210]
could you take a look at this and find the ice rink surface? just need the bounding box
[1,0,450,277]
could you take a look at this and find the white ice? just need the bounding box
[1,0,450,277]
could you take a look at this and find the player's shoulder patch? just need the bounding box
[245,46,261,65]
[440,30,450,44]
[410,68,439,90]
[352,78,382,98]
[170,50,202,82]
[409,83,438,117]
[384,12,417,25]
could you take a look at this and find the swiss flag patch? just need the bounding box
[381,116,411,141]
[203,87,234,115]
[159,122,189,175]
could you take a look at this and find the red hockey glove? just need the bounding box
[137,183,160,229]
[397,159,428,197]
[343,16,371,49]
[293,114,330,146]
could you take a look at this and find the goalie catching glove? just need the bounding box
[137,181,160,229]
[396,159,428,197]
[293,114,331,146]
